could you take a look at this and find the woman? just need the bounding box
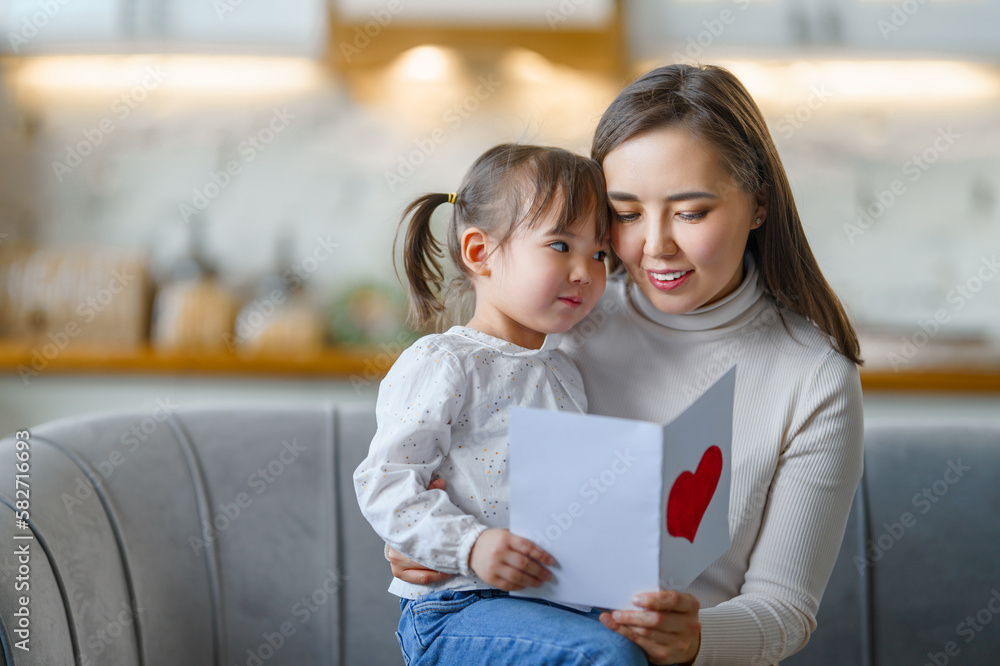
[389,63,864,665]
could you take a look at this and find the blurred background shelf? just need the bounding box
[859,367,1000,394]
[0,339,377,377]
[2,339,999,393]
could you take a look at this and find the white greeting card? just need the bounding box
[508,367,735,610]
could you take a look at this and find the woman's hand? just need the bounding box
[468,528,554,591]
[599,590,702,665]
[386,477,454,585]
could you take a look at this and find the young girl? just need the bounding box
[388,65,866,665]
[354,144,648,665]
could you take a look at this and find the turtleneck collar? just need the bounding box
[629,253,766,332]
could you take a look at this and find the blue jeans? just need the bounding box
[395,589,648,665]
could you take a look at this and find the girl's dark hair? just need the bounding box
[592,63,862,365]
[395,143,610,330]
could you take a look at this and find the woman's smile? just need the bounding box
[646,269,692,291]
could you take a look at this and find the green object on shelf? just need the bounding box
[327,283,418,347]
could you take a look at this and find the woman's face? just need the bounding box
[602,126,765,315]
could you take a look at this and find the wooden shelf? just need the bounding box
[859,367,1000,394]
[2,339,999,392]
[0,340,381,379]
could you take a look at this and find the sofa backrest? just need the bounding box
[0,403,400,666]
[3,408,999,666]
[785,419,1000,666]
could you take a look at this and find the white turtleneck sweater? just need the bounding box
[559,255,864,665]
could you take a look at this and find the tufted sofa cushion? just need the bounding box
[0,403,400,666]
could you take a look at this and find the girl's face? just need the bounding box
[467,206,609,350]
[602,126,765,315]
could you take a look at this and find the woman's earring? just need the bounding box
[753,218,763,228]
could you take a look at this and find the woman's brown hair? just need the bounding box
[396,143,610,330]
[592,63,862,365]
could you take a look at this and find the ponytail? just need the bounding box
[393,144,611,333]
[394,193,453,329]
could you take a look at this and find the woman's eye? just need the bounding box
[678,211,707,221]
[549,241,569,252]
[613,211,639,223]
[593,250,608,262]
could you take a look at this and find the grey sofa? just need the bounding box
[1,404,998,665]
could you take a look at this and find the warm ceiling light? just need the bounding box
[636,58,1000,107]
[7,54,328,99]
[500,49,555,84]
[716,59,1000,106]
[389,45,461,82]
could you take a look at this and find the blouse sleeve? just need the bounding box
[693,350,865,665]
[353,341,487,576]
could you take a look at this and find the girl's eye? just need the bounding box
[678,211,707,221]
[549,241,569,253]
[613,211,639,223]
[593,250,608,262]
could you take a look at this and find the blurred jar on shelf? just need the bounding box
[0,242,151,346]
[152,278,240,351]
[230,272,325,355]
[151,227,238,351]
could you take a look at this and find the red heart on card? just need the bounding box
[667,446,723,543]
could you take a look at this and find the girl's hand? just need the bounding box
[599,590,702,665]
[468,528,555,591]
[386,477,454,585]
[387,545,454,585]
